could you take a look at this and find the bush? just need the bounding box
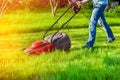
[109,6,120,14]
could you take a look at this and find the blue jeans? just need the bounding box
[86,3,115,47]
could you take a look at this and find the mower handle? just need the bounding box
[43,6,72,39]
[43,5,81,41]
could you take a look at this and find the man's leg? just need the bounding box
[85,3,103,47]
[98,11,115,42]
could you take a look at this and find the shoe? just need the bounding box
[82,46,92,49]
[106,38,115,43]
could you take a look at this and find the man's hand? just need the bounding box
[68,0,77,6]
[72,5,81,13]
[76,1,82,7]
[68,0,81,13]
[68,0,82,7]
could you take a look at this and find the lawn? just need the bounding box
[0,8,120,80]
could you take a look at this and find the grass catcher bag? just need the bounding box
[44,32,71,51]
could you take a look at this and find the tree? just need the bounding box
[0,0,20,19]
[49,0,68,16]
[49,0,59,16]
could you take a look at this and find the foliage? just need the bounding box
[0,0,20,18]
[109,6,120,14]
[111,0,120,2]
[0,0,68,10]
[82,2,93,9]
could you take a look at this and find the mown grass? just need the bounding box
[0,8,120,34]
[0,7,120,80]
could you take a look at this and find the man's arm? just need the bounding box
[76,0,91,7]
[68,0,78,6]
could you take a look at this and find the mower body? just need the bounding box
[23,40,54,55]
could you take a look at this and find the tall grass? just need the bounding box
[0,8,120,80]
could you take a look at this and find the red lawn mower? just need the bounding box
[23,5,81,55]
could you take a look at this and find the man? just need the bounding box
[68,0,115,48]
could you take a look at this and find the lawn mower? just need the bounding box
[23,5,81,55]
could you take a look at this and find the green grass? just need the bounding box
[0,8,120,34]
[0,8,120,80]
